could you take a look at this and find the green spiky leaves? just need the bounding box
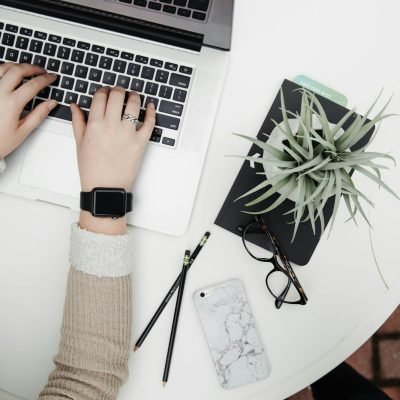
[234,89,398,241]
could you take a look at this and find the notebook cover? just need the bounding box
[215,79,374,266]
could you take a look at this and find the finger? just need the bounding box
[17,99,58,139]
[88,86,110,123]
[13,73,57,107]
[71,103,87,146]
[105,86,126,125]
[123,91,141,130]
[136,102,156,141]
[0,63,47,92]
[0,62,19,79]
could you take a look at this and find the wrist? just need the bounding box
[79,211,127,235]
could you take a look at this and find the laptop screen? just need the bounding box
[0,0,233,51]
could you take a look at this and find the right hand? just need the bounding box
[71,86,155,192]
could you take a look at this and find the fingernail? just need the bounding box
[48,100,58,110]
[148,102,155,109]
[48,73,57,78]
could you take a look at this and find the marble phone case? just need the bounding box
[193,279,270,389]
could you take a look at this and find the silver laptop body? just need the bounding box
[0,0,233,235]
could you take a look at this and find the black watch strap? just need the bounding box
[80,188,133,217]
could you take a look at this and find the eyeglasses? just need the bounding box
[237,215,308,309]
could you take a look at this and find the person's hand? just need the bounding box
[0,63,58,159]
[71,86,156,235]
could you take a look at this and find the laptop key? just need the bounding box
[20,28,33,37]
[159,85,173,99]
[71,50,85,63]
[44,43,57,56]
[34,31,47,40]
[49,34,62,43]
[113,60,127,73]
[150,134,161,143]
[148,2,162,10]
[174,0,187,5]
[49,103,72,121]
[127,63,141,76]
[141,66,155,80]
[77,41,90,50]
[135,55,148,64]
[173,88,187,102]
[163,5,177,14]
[106,48,120,57]
[33,55,47,68]
[188,0,209,11]
[63,38,76,47]
[61,77,75,90]
[75,80,89,93]
[160,100,183,116]
[78,95,92,109]
[29,40,43,53]
[89,83,102,95]
[37,87,51,99]
[19,52,33,64]
[61,62,75,75]
[177,8,191,17]
[5,48,19,62]
[130,78,144,92]
[103,72,117,85]
[150,58,163,68]
[47,59,61,72]
[133,0,147,6]
[89,68,102,82]
[155,70,169,83]
[162,137,176,146]
[99,56,113,70]
[121,52,134,61]
[179,65,193,75]
[145,82,158,95]
[92,45,105,54]
[156,113,180,130]
[165,62,178,71]
[65,92,78,104]
[75,65,89,79]
[159,0,172,3]
[85,53,99,67]
[0,46,4,60]
[169,73,190,89]
[2,33,16,47]
[51,88,65,102]
[16,36,29,50]
[117,75,131,89]
[192,11,206,21]
[58,46,71,60]
[6,24,18,33]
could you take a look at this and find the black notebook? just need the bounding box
[215,79,374,266]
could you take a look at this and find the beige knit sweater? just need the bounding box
[38,223,133,400]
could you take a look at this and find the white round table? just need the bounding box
[1,1,400,399]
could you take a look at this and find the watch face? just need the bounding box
[93,189,126,218]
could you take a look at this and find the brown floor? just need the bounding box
[288,307,400,400]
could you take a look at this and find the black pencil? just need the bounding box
[134,231,210,351]
[162,250,190,386]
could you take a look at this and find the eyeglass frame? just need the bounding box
[238,215,308,309]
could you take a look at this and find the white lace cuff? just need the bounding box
[0,159,6,174]
[69,223,133,278]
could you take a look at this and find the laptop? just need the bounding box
[0,0,233,235]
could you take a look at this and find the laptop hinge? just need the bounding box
[0,0,204,52]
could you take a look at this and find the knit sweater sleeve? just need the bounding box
[38,223,133,400]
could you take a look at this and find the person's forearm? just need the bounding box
[39,224,133,400]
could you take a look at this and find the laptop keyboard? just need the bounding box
[0,21,195,148]
[116,0,211,22]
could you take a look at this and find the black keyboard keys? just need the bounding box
[192,11,206,21]
[16,36,29,50]
[155,70,169,83]
[47,59,61,72]
[63,37,76,47]
[75,80,88,93]
[65,92,78,104]
[127,63,141,76]
[49,104,72,121]
[6,24,18,33]
[173,88,187,102]
[34,31,47,40]
[19,52,33,64]
[78,95,92,109]
[20,28,33,37]
[49,34,62,43]
[145,82,158,95]
[71,50,84,63]
[37,86,51,99]
[159,100,183,116]
[61,76,75,90]
[57,46,71,60]
[103,72,116,85]
[51,88,65,102]
[5,48,19,62]
[135,55,148,64]
[2,33,16,47]
[113,59,127,73]
[33,55,47,68]
[156,113,180,130]
[159,85,173,99]
[117,75,130,89]
[141,66,155,80]
[61,62,74,75]
[89,68,102,82]
[29,40,43,53]
[85,53,98,66]
[43,43,57,56]
[170,73,190,88]
[130,78,144,92]
[99,56,113,70]
[75,65,88,79]
[188,0,209,11]
[89,83,102,95]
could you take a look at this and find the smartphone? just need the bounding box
[193,279,270,389]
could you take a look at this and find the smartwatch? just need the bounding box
[80,187,133,219]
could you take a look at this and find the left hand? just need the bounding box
[0,62,58,159]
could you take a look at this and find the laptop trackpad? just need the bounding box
[19,130,80,198]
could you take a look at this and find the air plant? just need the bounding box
[233,88,399,241]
